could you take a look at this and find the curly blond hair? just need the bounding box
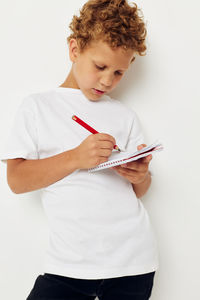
[67,0,147,59]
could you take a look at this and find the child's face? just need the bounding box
[68,39,135,101]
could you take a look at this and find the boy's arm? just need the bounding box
[7,133,116,194]
[132,171,152,198]
[7,149,78,194]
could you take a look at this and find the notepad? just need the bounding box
[88,141,163,172]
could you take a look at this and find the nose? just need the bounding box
[99,73,114,88]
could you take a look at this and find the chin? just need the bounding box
[83,89,103,101]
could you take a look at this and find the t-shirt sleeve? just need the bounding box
[0,97,39,164]
[125,110,145,153]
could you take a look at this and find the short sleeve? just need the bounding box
[125,110,145,153]
[0,97,39,164]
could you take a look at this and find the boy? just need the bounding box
[1,0,158,299]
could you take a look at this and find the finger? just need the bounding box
[143,154,152,163]
[98,133,116,146]
[121,162,138,170]
[113,165,141,176]
[99,148,113,157]
[121,160,148,172]
[141,154,152,163]
[113,167,146,184]
[98,140,115,150]
[137,144,147,151]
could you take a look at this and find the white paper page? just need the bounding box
[88,141,163,172]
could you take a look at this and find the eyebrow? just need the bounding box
[93,60,129,71]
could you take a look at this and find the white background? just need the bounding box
[0,0,200,299]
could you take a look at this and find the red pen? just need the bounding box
[72,115,121,152]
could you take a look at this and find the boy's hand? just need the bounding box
[111,144,152,184]
[73,133,116,169]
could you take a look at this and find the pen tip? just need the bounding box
[114,145,121,152]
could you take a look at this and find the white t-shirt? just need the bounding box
[0,87,159,279]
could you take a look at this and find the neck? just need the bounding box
[59,66,80,89]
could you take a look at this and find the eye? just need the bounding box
[95,65,105,70]
[115,71,123,76]
[95,65,123,76]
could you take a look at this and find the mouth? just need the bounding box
[93,88,106,95]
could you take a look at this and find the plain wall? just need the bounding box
[0,0,199,299]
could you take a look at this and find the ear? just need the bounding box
[68,38,79,63]
[130,56,136,63]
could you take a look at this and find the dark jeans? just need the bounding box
[26,271,155,300]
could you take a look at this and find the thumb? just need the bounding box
[137,144,147,151]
